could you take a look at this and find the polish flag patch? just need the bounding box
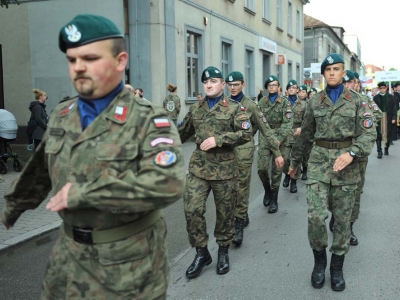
[154,118,170,128]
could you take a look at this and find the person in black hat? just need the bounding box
[179,66,252,278]
[288,53,376,292]
[373,82,397,156]
[2,14,186,299]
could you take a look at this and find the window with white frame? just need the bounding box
[296,10,301,40]
[245,48,254,97]
[277,0,283,29]
[245,0,255,11]
[263,0,271,21]
[186,29,203,99]
[288,1,293,36]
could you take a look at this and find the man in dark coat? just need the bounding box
[392,82,400,140]
[373,82,397,157]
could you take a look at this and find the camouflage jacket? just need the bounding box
[178,95,252,180]
[258,95,293,145]
[2,89,185,229]
[365,95,383,122]
[290,87,377,185]
[285,97,307,145]
[234,96,280,159]
[162,92,181,120]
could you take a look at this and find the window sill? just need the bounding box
[296,38,301,43]
[185,98,198,104]
[262,18,271,25]
[228,0,235,2]
[244,7,256,16]
[276,27,284,32]
[287,33,293,39]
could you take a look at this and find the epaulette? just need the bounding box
[350,89,362,97]
[244,96,258,106]
[135,96,153,107]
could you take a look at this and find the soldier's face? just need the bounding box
[298,90,307,99]
[288,85,298,96]
[203,78,225,98]
[227,81,245,97]
[323,63,346,87]
[309,91,316,98]
[267,81,279,94]
[345,80,356,90]
[66,40,128,99]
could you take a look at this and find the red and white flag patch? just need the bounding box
[154,118,170,128]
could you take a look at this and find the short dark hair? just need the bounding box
[111,38,127,57]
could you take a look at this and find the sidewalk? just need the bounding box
[0,135,258,253]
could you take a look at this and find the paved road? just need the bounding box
[1,144,399,300]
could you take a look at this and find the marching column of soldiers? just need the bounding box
[179,52,379,293]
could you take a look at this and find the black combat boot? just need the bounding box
[384,147,389,155]
[186,247,212,279]
[329,214,335,232]
[311,249,327,289]
[290,179,297,193]
[244,212,250,227]
[301,167,308,180]
[283,173,290,187]
[268,192,278,213]
[263,182,272,207]
[330,254,346,291]
[233,218,245,245]
[350,222,358,246]
[216,246,230,275]
[377,140,382,158]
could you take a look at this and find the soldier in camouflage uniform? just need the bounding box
[329,71,382,246]
[1,15,185,300]
[298,85,311,180]
[162,83,181,125]
[225,71,284,246]
[258,75,293,213]
[289,54,376,291]
[281,80,307,193]
[178,66,252,278]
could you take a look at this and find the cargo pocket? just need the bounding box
[306,179,322,210]
[96,233,154,293]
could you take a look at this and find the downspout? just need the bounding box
[123,0,130,83]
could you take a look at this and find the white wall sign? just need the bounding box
[259,37,277,53]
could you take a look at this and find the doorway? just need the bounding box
[262,53,270,95]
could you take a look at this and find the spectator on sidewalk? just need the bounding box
[162,83,181,125]
[1,14,185,299]
[29,89,48,150]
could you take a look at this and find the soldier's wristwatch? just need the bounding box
[349,150,356,158]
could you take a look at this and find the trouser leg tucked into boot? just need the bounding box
[244,212,249,227]
[350,222,358,246]
[283,173,290,187]
[377,140,382,158]
[329,214,335,232]
[263,182,272,207]
[301,167,308,180]
[330,254,346,291]
[311,249,327,289]
[217,246,230,275]
[233,218,245,245]
[186,247,212,279]
[268,192,278,213]
[290,178,297,193]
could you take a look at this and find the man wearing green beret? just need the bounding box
[1,14,186,299]
[281,80,306,193]
[258,76,293,213]
[179,66,252,278]
[288,53,376,291]
[373,82,397,157]
[308,88,318,99]
[298,85,311,180]
[225,71,283,245]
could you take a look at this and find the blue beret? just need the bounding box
[321,53,345,74]
[225,71,244,83]
[201,66,223,82]
[59,14,124,53]
[264,75,279,89]
[342,70,355,83]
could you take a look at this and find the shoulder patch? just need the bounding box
[237,114,249,121]
[154,150,177,167]
[363,119,373,128]
[241,121,251,129]
[153,118,170,128]
[150,137,174,147]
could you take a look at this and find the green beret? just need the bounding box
[308,88,317,94]
[286,79,298,90]
[201,66,223,82]
[225,71,244,83]
[299,85,307,91]
[378,82,387,87]
[264,75,279,89]
[342,70,355,83]
[353,72,359,80]
[59,14,124,53]
[321,53,344,74]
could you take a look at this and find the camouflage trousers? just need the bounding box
[257,143,285,192]
[184,173,236,247]
[281,144,301,180]
[301,143,312,170]
[234,160,253,220]
[307,180,356,256]
[41,216,169,300]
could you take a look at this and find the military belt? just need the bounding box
[315,140,352,149]
[196,144,233,153]
[268,123,281,129]
[63,209,161,245]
